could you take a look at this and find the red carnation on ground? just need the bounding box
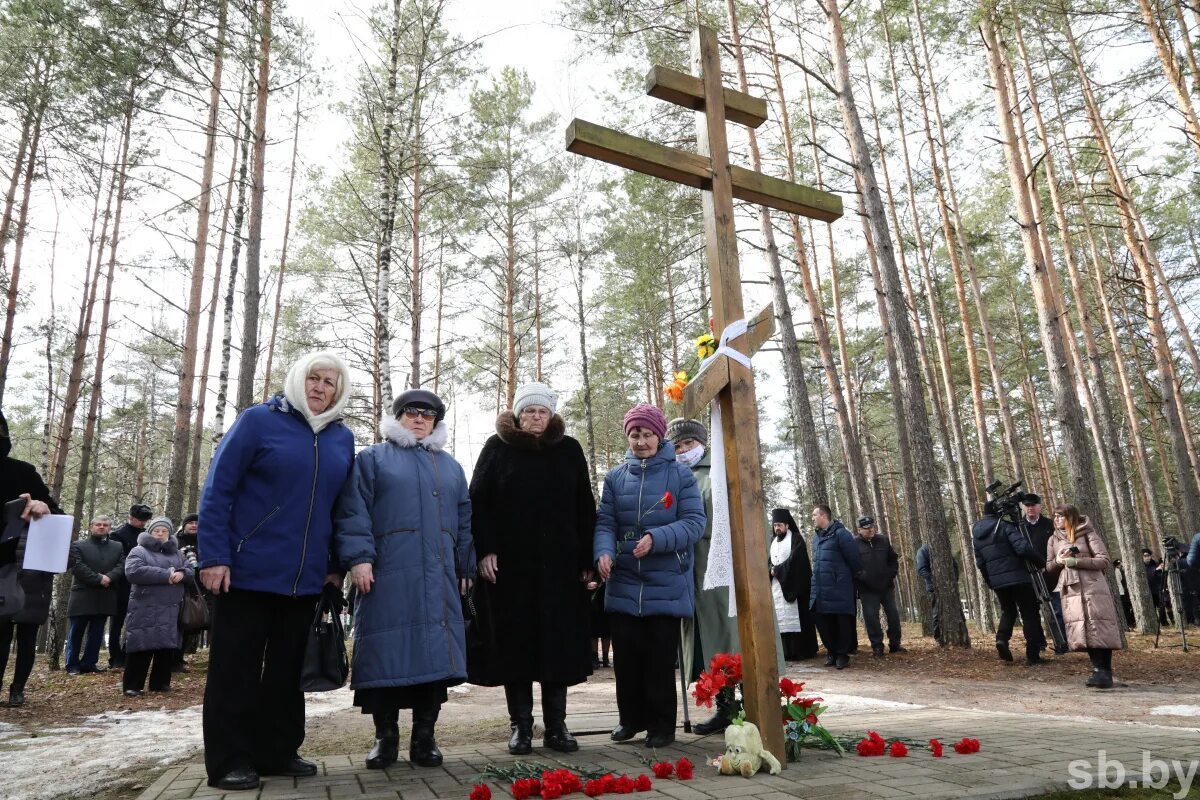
[614,775,635,794]
[889,741,908,757]
[633,775,652,792]
[600,774,617,792]
[584,779,604,798]
[953,737,981,754]
[675,758,695,780]
[929,739,943,758]
[779,677,802,698]
[651,761,673,778]
[856,730,887,756]
[470,785,492,800]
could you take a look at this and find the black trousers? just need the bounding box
[109,586,130,667]
[504,681,569,729]
[203,588,317,785]
[814,612,855,658]
[1086,647,1113,672]
[860,587,902,650]
[994,583,1046,650]
[0,620,39,693]
[124,648,174,692]
[609,613,678,738]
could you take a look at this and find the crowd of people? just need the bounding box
[2,351,1200,790]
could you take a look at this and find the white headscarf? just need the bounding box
[282,351,352,433]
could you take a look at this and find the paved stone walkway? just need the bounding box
[137,706,1199,800]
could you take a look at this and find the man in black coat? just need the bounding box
[67,516,124,673]
[853,517,903,658]
[1019,493,1064,651]
[1143,549,1171,626]
[108,502,152,668]
[972,501,1046,665]
[0,409,60,706]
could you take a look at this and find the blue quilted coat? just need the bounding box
[809,520,863,615]
[334,418,475,689]
[593,440,706,618]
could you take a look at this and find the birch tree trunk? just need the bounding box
[235,0,274,412]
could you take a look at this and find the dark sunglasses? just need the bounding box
[401,407,438,420]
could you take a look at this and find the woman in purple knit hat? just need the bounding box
[593,403,706,748]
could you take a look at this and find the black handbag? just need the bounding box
[179,576,210,632]
[464,580,502,686]
[0,499,28,619]
[300,584,349,692]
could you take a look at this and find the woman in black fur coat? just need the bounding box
[469,383,597,756]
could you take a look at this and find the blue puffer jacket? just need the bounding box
[593,440,706,618]
[334,418,474,690]
[809,520,863,615]
[199,394,355,597]
[1188,532,1200,572]
[972,514,1038,590]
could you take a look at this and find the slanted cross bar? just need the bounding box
[565,26,843,762]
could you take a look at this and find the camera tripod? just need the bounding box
[1011,518,1069,653]
[1152,553,1190,652]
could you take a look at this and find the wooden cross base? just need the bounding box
[565,26,843,762]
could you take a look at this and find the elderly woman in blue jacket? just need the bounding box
[198,351,355,792]
[595,403,705,749]
[335,388,474,771]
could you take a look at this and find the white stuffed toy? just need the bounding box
[718,721,782,777]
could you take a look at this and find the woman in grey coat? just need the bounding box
[122,517,192,696]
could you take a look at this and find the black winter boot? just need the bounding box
[541,683,578,753]
[366,710,400,769]
[505,683,535,755]
[409,705,443,767]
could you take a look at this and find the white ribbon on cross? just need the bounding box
[700,319,753,616]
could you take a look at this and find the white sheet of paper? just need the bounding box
[22,514,75,573]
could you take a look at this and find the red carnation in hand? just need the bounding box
[633,775,652,792]
[929,739,943,758]
[651,762,673,778]
[470,785,492,800]
[662,491,674,510]
[779,677,802,698]
[675,758,695,780]
[889,741,908,757]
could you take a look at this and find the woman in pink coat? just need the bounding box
[1045,505,1123,689]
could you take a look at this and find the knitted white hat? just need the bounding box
[513,382,558,416]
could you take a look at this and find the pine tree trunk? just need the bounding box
[166,0,227,523]
[235,0,273,412]
[504,176,517,410]
[50,128,115,500]
[0,87,47,405]
[534,225,544,381]
[979,9,1105,539]
[820,0,969,645]
[261,77,301,401]
[573,212,599,485]
[1013,22,1153,633]
[1063,16,1200,537]
[746,0,829,506]
[1136,0,1200,158]
[0,105,33,278]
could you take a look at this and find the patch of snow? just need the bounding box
[0,687,353,800]
[819,693,925,713]
[1150,705,1200,717]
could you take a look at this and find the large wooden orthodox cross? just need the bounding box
[566,26,843,761]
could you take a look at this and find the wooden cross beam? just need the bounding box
[566,26,843,763]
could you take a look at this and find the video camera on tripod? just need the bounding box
[1156,535,1191,651]
[984,479,1070,653]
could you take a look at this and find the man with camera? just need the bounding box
[1019,494,1065,652]
[972,498,1047,665]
